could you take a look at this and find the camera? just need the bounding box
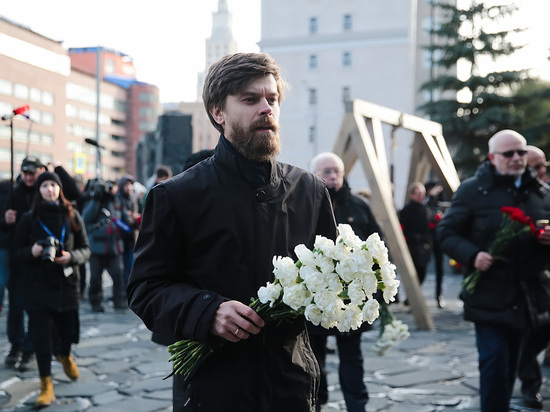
[37,236,62,262]
[85,178,115,201]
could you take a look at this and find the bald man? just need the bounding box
[437,130,550,411]
[527,145,549,183]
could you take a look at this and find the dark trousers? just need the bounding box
[28,310,78,377]
[310,333,368,412]
[475,323,522,412]
[431,230,444,298]
[88,254,125,306]
[7,272,33,352]
[517,323,550,396]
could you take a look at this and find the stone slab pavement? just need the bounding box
[0,270,548,411]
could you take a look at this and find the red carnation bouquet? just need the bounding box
[462,206,536,294]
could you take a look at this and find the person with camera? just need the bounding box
[116,175,141,284]
[12,172,91,407]
[82,179,129,312]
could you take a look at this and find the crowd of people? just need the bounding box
[0,159,172,406]
[0,51,549,411]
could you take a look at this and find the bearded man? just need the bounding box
[127,53,337,411]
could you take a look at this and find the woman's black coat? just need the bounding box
[13,203,91,313]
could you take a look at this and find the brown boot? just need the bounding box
[55,355,79,380]
[35,376,55,407]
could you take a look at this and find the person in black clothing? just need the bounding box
[127,52,337,411]
[308,152,383,412]
[13,171,90,407]
[116,175,140,284]
[424,181,446,308]
[0,156,45,371]
[399,182,431,287]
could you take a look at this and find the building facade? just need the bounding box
[0,17,132,182]
[259,0,435,206]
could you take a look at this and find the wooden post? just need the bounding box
[332,100,460,330]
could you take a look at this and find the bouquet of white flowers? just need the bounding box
[371,301,410,356]
[168,223,405,379]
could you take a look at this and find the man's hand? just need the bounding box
[210,301,265,343]
[538,225,550,246]
[474,251,494,272]
[4,209,16,225]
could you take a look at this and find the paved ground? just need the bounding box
[0,269,548,411]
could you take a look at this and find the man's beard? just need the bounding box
[227,117,281,162]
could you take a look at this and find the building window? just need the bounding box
[309,54,318,69]
[342,52,352,67]
[342,86,351,103]
[14,84,29,100]
[30,87,41,103]
[0,79,13,96]
[105,58,115,75]
[42,112,54,126]
[343,14,352,31]
[309,125,316,143]
[309,17,318,34]
[308,88,317,106]
[42,91,54,106]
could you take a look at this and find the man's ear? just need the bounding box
[488,153,495,165]
[209,106,224,126]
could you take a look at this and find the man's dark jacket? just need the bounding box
[309,179,382,336]
[437,161,550,328]
[127,138,337,411]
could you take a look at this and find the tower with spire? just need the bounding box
[197,0,238,101]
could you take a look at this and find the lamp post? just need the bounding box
[1,105,30,206]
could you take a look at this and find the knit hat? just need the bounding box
[35,171,62,190]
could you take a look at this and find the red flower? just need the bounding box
[463,207,536,294]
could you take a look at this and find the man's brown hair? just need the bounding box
[202,53,287,133]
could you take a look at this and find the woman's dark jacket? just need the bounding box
[127,138,337,412]
[437,161,550,328]
[13,203,90,313]
[309,180,383,336]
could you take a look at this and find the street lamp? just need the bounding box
[1,104,30,205]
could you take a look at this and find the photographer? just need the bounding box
[12,172,91,407]
[82,179,128,312]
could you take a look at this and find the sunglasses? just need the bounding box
[494,150,528,158]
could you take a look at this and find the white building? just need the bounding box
[260,0,435,207]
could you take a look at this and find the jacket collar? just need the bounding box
[475,160,548,197]
[215,135,277,189]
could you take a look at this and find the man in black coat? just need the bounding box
[127,53,337,411]
[399,182,431,286]
[437,130,550,412]
[308,152,382,412]
[0,156,45,371]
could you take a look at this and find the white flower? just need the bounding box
[372,337,394,356]
[362,299,380,324]
[359,271,378,298]
[335,259,357,283]
[347,279,366,305]
[337,224,363,249]
[272,256,299,287]
[257,282,282,307]
[294,244,316,267]
[282,284,312,310]
[366,232,388,264]
[315,254,335,275]
[332,242,351,262]
[351,248,374,271]
[337,303,363,332]
[314,290,344,313]
[382,279,400,303]
[325,272,344,293]
[314,235,335,257]
[304,303,323,326]
[380,262,397,284]
[300,266,327,293]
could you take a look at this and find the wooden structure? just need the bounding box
[334,99,460,330]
